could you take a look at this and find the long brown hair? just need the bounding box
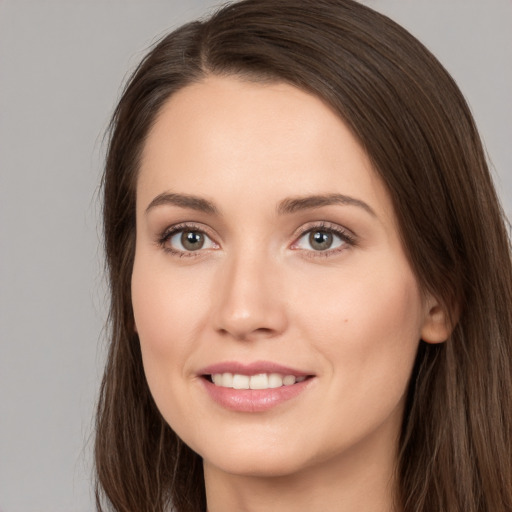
[96,1,512,510]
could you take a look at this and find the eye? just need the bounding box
[159,225,219,255]
[296,230,344,251]
[291,223,355,254]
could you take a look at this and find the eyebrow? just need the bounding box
[145,191,375,217]
[277,193,376,217]
[145,192,219,215]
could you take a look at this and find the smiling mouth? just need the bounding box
[204,373,312,390]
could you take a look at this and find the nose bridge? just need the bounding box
[213,245,287,340]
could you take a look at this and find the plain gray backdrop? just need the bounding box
[0,1,510,511]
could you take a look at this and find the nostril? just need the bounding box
[217,326,280,342]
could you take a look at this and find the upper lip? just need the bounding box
[198,360,313,377]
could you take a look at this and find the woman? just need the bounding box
[95,0,512,511]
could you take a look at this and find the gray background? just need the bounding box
[0,1,510,511]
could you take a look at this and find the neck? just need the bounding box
[204,425,400,512]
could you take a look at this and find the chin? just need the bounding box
[207,454,308,479]
[197,435,318,479]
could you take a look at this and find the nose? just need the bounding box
[212,251,288,341]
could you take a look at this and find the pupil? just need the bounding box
[182,231,204,251]
[310,231,332,250]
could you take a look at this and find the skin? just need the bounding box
[132,76,449,512]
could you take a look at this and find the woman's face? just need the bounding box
[132,76,444,480]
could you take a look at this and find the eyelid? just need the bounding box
[290,221,357,254]
[157,222,220,256]
[156,220,356,258]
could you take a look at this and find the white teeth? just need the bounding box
[212,374,223,386]
[232,374,250,389]
[283,375,296,386]
[268,373,284,388]
[222,373,234,387]
[249,373,268,389]
[210,372,307,389]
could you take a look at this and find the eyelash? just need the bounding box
[157,222,216,258]
[156,221,356,258]
[292,221,357,258]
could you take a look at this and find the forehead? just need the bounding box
[137,75,394,224]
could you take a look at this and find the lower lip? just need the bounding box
[200,377,314,412]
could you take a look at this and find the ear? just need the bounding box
[420,294,454,344]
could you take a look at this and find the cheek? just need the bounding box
[298,254,421,325]
[132,256,208,345]
[131,255,219,440]
[131,253,212,396]
[283,259,423,453]
[295,258,423,395]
